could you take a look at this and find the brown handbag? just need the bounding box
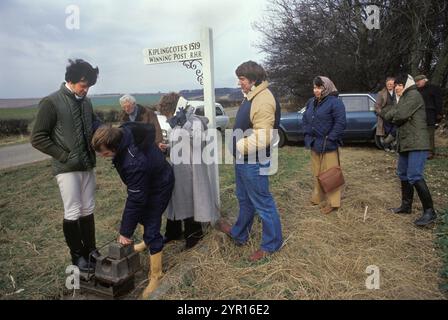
[317,137,345,193]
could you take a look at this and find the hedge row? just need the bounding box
[0,119,29,136]
[94,109,120,123]
[0,110,121,136]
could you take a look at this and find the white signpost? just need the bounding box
[143,27,221,207]
[143,42,202,64]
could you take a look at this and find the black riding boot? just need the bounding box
[79,214,100,267]
[413,179,437,227]
[391,180,413,214]
[63,219,94,273]
[164,219,183,244]
[184,217,203,249]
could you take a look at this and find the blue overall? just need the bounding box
[113,122,174,254]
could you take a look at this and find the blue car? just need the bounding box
[278,93,383,148]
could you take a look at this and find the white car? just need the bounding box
[156,101,230,143]
[188,101,229,132]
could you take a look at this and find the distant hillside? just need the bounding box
[0,88,243,109]
[179,88,243,101]
[0,98,41,109]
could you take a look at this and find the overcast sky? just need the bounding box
[0,0,269,98]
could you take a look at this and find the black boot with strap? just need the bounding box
[413,179,437,226]
[79,214,100,268]
[63,219,94,273]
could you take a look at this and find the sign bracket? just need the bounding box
[181,59,203,85]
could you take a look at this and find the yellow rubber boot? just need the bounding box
[133,241,147,253]
[141,251,163,299]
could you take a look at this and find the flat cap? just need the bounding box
[414,75,428,82]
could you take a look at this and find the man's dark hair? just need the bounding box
[394,73,408,86]
[313,76,324,87]
[65,59,99,85]
[235,61,267,86]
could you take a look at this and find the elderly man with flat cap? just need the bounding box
[414,75,444,159]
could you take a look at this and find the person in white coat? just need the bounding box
[134,92,220,251]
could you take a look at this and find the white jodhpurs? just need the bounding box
[55,170,96,221]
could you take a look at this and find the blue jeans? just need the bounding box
[397,151,428,185]
[231,162,283,253]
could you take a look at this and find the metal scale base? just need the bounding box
[78,242,141,299]
[79,272,136,298]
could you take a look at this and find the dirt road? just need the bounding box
[0,143,49,170]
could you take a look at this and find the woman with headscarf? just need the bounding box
[302,76,347,214]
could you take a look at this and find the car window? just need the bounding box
[194,108,205,116]
[368,97,376,111]
[194,107,223,117]
[340,96,369,112]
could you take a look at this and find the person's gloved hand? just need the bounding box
[168,107,188,128]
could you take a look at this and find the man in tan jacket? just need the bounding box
[217,61,283,262]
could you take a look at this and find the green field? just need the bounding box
[0,105,122,121]
[1,144,447,300]
[0,93,162,120]
[0,105,125,146]
[0,107,40,120]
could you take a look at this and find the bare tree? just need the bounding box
[255,0,448,101]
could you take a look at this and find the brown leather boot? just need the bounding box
[215,219,232,236]
[249,249,270,262]
[320,205,338,214]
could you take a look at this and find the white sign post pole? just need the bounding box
[201,27,221,206]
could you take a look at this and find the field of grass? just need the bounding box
[160,144,448,300]
[0,105,123,146]
[0,135,30,147]
[0,157,126,299]
[0,107,39,121]
[1,138,447,300]
[0,104,123,121]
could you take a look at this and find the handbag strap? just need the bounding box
[319,136,341,173]
[318,137,327,173]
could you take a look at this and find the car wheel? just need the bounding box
[374,134,384,150]
[278,129,286,148]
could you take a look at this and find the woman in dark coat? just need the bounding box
[92,122,174,299]
[302,76,347,214]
